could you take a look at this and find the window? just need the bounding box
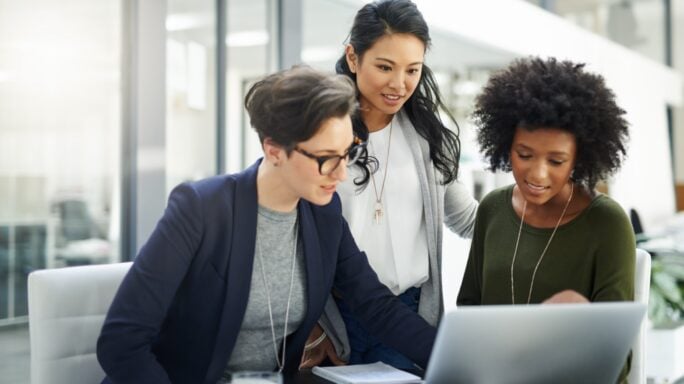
[0,0,122,326]
[166,0,217,193]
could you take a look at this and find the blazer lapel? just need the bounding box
[204,161,260,382]
[299,201,325,316]
[282,200,326,371]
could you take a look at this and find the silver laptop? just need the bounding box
[424,302,646,384]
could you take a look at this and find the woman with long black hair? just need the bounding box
[301,0,477,370]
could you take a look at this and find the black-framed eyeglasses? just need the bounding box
[294,140,367,176]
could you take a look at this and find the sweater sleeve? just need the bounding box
[443,180,478,239]
[588,198,635,384]
[590,198,636,302]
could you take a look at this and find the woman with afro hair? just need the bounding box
[458,56,635,306]
[457,56,635,381]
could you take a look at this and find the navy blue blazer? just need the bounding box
[97,160,436,384]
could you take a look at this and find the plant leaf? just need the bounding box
[649,289,668,325]
[662,264,684,281]
[652,270,682,303]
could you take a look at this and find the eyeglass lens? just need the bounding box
[319,143,364,175]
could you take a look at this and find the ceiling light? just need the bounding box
[225,30,269,47]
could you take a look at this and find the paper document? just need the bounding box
[312,362,421,384]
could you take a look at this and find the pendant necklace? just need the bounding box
[255,217,298,372]
[510,183,574,304]
[369,120,393,225]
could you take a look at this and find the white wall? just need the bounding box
[409,0,683,230]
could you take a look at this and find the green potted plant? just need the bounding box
[646,252,684,381]
[649,254,684,326]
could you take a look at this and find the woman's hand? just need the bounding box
[543,289,590,304]
[299,324,346,369]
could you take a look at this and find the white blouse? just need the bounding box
[337,116,428,295]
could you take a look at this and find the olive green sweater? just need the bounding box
[457,185,636,383]
[458,185,635,305]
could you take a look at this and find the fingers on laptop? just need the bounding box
[543,289,590,304]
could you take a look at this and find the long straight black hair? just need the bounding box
[336,0,461,185]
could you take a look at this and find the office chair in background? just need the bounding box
[630,248,652,384]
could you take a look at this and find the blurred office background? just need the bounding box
[1,0,683,383]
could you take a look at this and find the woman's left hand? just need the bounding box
[299,324,346,369]
[542,289,589,304]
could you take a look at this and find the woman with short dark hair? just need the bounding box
[96,66,436,384]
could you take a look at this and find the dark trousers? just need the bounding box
[335,286,421,370]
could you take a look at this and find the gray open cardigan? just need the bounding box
[320,111,478,360]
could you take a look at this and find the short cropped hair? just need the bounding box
[473,57,629,190]
[245,65,357,152]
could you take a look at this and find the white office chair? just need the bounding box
[629,248,651,384]
[28,262,132,384]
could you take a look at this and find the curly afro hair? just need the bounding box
[473,56,629,190]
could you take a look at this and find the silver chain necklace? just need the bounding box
[255,217,298,372]
[369,120,393,225]
[510,183,574,304]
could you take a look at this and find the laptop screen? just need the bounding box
[424,302,646,384]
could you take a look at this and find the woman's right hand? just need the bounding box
[299,324,346,369]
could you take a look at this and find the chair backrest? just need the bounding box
[629,248,651,384]
[28,262,132,384]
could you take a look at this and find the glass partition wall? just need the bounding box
[0,0,279,381]
[225,0,276,172]
[0,0,123,326]
[166,0,218,193]
[165,0,276,178]
[0,0,279,329]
